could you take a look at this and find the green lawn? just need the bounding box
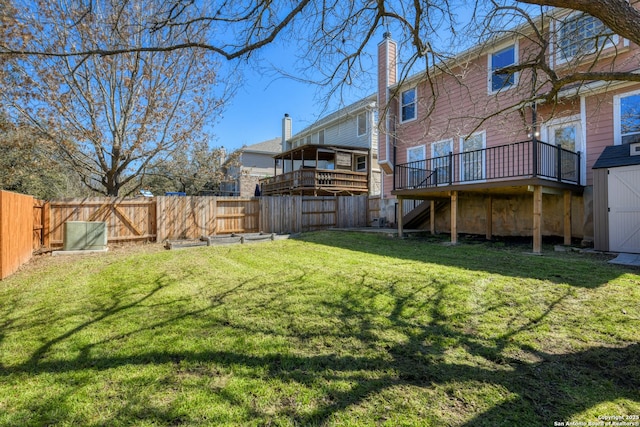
[0,231,638,426]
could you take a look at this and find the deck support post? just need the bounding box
[430,200,436,235]
[564,190,572,246]
[533,185,542,253]
[485,196,493,240]
[397,198,404,238]
[450,191,458,244]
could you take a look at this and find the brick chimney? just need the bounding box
[377,32,397,175]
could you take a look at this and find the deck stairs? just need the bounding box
[403,200,447,229]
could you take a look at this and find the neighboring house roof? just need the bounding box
[243,137,282,155]
[290,94,377,141]
[593,143,640,169]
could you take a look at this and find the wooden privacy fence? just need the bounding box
[36,195,380,249]
[16,197,380,256]
[0,190,38,280]
[48,198,157,247]
[260,195,379,234]
[156,197,260,241]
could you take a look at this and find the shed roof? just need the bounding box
[593,143,640,169]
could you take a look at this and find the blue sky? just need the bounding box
[212,47,375,153]
[212,66,331,152]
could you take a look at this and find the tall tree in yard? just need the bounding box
[3,0,228,196]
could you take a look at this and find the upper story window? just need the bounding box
[401,88,416,122]
[318,129,325,144]
[357,112,367,136]
[556,13,615,63]
[489,44,517,93]
[615,90,640,145]
[355,155,367,171]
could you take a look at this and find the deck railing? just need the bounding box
[394,139,581,190]
[260,169,368,195]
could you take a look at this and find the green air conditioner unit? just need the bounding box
[63,221,108,251]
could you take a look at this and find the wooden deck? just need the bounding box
[260,169,368,196]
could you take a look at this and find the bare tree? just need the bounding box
[3,0,229,196]
[2,1,639,92]
[142,142,243,196]
[2,1,640,152]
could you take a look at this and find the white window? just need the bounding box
[614,90,640,145]
[431,139,453,185]
[460,132,485,182]
[556,13,615,63]
[400,88,416,122]
[406,145,426,187]
[357,113,367,136]
[318,129,325,145]
[306,135,311,145]
[355,155,367,171]
[489,44,517,93]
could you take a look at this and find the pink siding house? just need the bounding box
[376,8,640,252]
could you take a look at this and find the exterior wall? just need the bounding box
[288,109,375,150]
[239,150,281,197]
[376,8,640,243]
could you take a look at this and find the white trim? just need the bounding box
[406,144,426,162]
[399,87,417,123]
[459,131,486,183]
[541,113,585,185]
[614,88,640,146]
[580,96,587,186]
[553,11,619,67]
[431,138,454,186]
[487,40,519,95]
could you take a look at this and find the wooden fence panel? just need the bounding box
[259,196,371,233]
[336,195,370,228]
[156,196,259,241]
[368,196,381,224]
[302,197,336,231]
[0,190,35,280]
[49,198,156,247]
[216,198,260,234]
[259,196,301,234]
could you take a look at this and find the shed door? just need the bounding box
[609,165,640,253]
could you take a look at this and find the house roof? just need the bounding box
[242,137,282,155]
[274,144,369,161]
[290,94,377,141]
[593,143,640,169]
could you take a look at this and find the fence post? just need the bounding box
[42,201,50,248]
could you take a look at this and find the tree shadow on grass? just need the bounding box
[1,269,638,426]
[294,231,631,289]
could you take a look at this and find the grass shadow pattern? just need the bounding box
[0,231,638,426]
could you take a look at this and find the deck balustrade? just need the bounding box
[394,139,581,190]
[260,169,368,195]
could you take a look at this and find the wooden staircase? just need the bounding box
[403,200,447,229]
